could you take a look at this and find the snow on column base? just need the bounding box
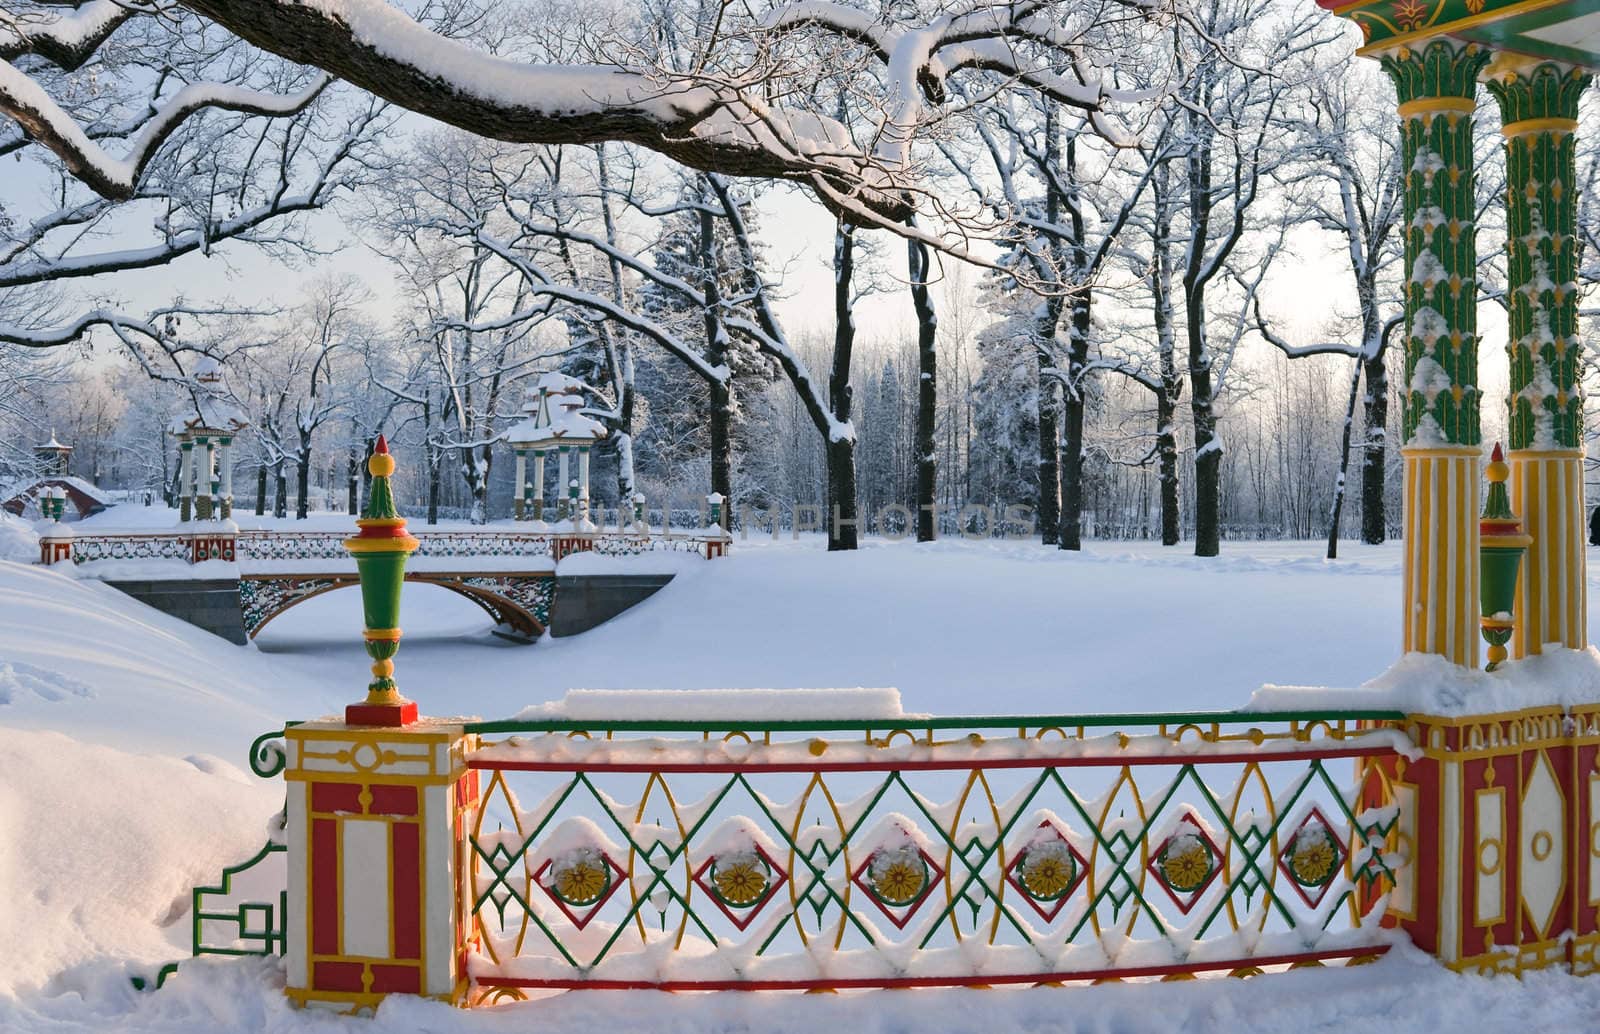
[283,719,477,1011]
[1370,707,1580,975]
[1255,652,1600,974]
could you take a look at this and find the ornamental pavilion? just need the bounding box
[503,372,608,525]
[1318,0,1599,666]
[170,355,249,522]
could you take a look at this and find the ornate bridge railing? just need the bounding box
[68,533,194,564]
[456,710,1412,998]
[57,527,730,565]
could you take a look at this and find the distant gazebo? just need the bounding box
[504,373,607,525]
[171,356,249,522]
[35,431,71,476]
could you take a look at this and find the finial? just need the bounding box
[344,432,420,726]
[1486,443,1508,484]
[1479,442,1530,672]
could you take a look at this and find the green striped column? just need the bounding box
[1382,39,1490,667]
[1487,60,1592,657]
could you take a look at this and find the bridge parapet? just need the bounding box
[57,527,730,567]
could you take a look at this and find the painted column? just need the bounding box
[220,436,234,519]
[193,437,212,520]
[280,432,480,1010]
[513,450,526,521]
[343,435,421,728]
[1487,60,1592,657]
[577,447,591,520]
[531,451,545,522]
[206,437,219,520]
[556,447,570,521]
[179,440,194,523]
[1383,39,1490,668]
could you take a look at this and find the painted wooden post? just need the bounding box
[38,490,72,563]
[219,436,234,519]
[1381,709,1575,973]
[282,721,477,1009]
[513,450,526,521]
[1487,59,1593,657]
[179,440,194,523]
[1383,38,1491,669]
[195,437,214,521]
[531,450,545,523]
[283,433,480,1010]
[556,447,570,521]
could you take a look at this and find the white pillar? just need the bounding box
[206,437,218,506]
[532,450,546,521]
[513,450,527,520]
[578,447,591,518]
[557,447,570,519]
[219,437,234,518]
[179,441,194,522]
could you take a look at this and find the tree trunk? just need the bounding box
[295,443,311,520]
[700,208,733,527]
[908,229,938,542]
[427,444,441,526]
[273,460,287,519]
[1033,311,1061,546]
[1360,343,1389,546]
[255,465,267,516]
[347,448,359,515]
[828,223,859,551]
[614,375,636,504]
[1059,290,1091,550]
[1186,281,1220,558]
[1156,390,1179,545]
[1150,161,1182,547]
[1327,355,1364,559]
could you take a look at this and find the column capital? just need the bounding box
[1380,38,1491,104]
[1486,59,1590,127]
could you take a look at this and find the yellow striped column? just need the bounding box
[1383,40,1490,668]
[1488,59,1592,656]
[1509,451,1586,654]
[1404,448,1481,665]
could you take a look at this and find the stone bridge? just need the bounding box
[47,526,728,644]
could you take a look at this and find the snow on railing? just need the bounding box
[59,526,731,565]
[68,532,194,564]
[457,708,1411,998]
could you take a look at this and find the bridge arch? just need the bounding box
[241,572,551,641]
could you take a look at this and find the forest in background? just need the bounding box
[1,0,1596,554]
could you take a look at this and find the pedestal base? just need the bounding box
[345,699,419,726]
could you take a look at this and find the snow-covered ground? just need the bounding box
[5,534,1600,1032]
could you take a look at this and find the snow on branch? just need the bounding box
[0,0,1158,240]
[0,59,331,200]
[0,303,263,379]
[0,0,132,70]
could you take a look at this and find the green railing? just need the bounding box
[461,709,1412,998]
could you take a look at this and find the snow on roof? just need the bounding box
[1,475,112,507]
[503,391,608,445]
[518,688,911,722]
[537,371,587,394]
[38,430,69,451]
[56,475,111,505]
[170,392,249,435]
